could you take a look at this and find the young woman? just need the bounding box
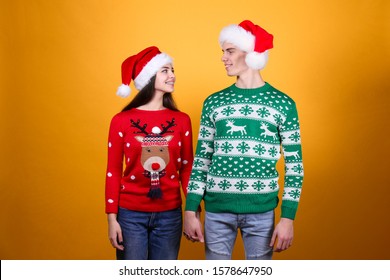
[105,46,193,260]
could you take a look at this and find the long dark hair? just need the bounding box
[122,75,179,112]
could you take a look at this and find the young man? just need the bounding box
[183,20,304,260]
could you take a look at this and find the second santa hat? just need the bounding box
[219,20,274,70]
[117,46,172,98]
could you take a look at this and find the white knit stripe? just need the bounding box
[192,157,212,172]
[134,53,172,90]
[214,139,281,160]
[213,103,287,126]
[285,162,304,176]
[282,187,302,202]
[197,125,215,141]
[280,129,302,145]
[206,175,280,194]
[216,101,288,116]
[211,166,277,179]
[187,180,207,195]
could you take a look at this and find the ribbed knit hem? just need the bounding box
[203,192,279,214]
[281,202,298,220]
[185,194,203,212]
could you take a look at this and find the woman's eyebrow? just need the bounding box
[161,66,173,70]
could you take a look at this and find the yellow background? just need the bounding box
[1,0,389,260]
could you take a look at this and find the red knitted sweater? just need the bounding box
[105,108,193,213]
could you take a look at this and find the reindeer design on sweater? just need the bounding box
[226,120,247,135]
[283,149,300,159]
[260,123,278,141]
[200,142,214,154]
[131,118,176,199]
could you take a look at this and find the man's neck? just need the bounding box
[235,70,265,89]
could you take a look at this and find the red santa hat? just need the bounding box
[219,20,273,70]
[116,46,173,98]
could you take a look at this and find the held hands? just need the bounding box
[270,217,294,252]
[107,213,124,251]
[183,211,204,243]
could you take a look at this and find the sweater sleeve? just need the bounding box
[105,114,124,214]
[185,100,215,211]
[179,114,194,197]
[279,103,304,219]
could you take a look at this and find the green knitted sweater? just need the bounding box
[185,82,304,219]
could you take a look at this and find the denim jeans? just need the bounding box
[205,211,274,260]
[117,207,182,260]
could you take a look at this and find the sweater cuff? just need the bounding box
[185,194,203,212]
[105,205,118,214]
[281,206,297,220]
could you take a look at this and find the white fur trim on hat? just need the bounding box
[219,24,254,52]
[134,53,172,90]
[245,50,269,70]
[219,24,272,70]
[116,84,131,98]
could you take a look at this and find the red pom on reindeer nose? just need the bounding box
[151,163,160,170]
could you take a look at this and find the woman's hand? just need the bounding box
[107,213,124,250]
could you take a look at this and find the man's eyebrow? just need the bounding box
[223,48,236,52]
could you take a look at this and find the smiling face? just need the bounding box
[154,63,175,94]
[221,42,249,77]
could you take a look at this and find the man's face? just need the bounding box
[221,42,248,76]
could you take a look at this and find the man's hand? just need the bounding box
[270,218,294,252]
[183,211,204,242]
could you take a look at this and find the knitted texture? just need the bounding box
[105,109,193,213]
[185,83,303,219]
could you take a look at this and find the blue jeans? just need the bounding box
[117,207,182,260]
[205,211,274,260]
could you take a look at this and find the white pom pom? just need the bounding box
[152,126,161,134]
[116,84,131,98]
[245,51,269,70]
